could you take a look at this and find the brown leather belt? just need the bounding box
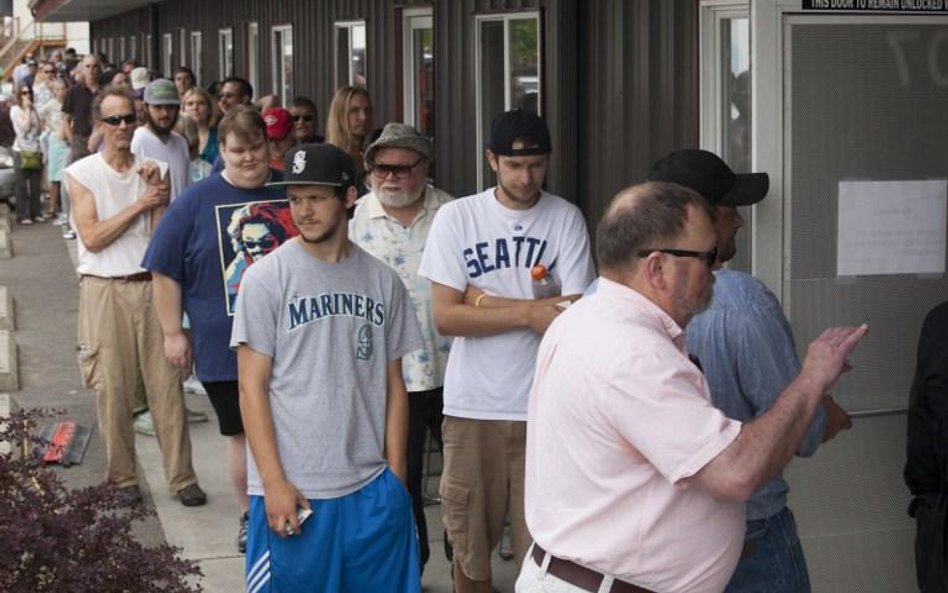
[82,272,153,282]
[532,544,656,593]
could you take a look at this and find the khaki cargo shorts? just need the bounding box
[439,416,532,581]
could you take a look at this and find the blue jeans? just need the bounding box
[725,507,811,593]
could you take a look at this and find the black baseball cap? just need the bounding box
[647,149,769,207]
[267,143,356,189]
[486,109,552,156]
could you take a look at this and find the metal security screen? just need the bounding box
[787,20,948,411]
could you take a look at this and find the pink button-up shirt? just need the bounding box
[525,277,744,593]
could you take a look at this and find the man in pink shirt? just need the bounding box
[518,181,867,593]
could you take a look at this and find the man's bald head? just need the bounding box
[596,181,711,276]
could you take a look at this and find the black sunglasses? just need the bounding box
[370,158,424,179]
[637,247,718,268]
[100,113,137,126]
[291,114,314,122]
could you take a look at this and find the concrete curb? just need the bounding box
[0,203,13,230]
[0,330,18,391]
[0,392,20,455]
[0,224,11,259]
[0,286,14,331]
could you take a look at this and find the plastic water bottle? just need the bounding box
[531,264,561,299]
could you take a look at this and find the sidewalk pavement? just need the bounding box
[5,220,520,592]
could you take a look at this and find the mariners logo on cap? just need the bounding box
[292,150,307,174]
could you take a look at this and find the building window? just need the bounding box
[699,2,751,272]
[119,36,126,62]
[403,8,433,139]
[178,28,187,70]
[247,22,260,98]
[107,37,115,62]
[129,35,137,60]
[190,31,203,83]
[271,25,293,106]
[475,12,541,190]
[219,28,234,79]
[335,21,366,88]
[145,34,153,67]
[162,33,173,77]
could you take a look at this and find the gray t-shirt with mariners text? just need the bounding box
[231,239,422,499]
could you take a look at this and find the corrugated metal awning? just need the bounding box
[29,0,161,23]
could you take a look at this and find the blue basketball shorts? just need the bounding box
[244,468,421,593]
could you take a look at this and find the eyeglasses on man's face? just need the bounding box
[100,113,137,126]
[370,159,424,179]
[291,114,314,122]
[637,247,719,269]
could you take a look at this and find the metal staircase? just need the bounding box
[0,18,67,83]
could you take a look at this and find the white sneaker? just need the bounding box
[183,375,207,395]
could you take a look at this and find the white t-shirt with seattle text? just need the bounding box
[418,188,595,421]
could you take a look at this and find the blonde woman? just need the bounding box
[182,86,219,165]
[39,79,69,222]
[177,114,213,183]
[325,85,372,177]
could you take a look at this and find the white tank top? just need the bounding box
[65,153,168,277]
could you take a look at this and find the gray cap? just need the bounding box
[143,79,180,106]
[364,123,433,166]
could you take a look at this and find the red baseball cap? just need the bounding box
[262,107,293,141]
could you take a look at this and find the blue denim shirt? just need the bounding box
[687,269,826,521]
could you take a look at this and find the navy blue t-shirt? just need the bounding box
[142,171,295,382]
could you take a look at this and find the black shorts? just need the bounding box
[202,381,244,436]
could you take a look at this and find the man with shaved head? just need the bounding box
[517,181,868,593]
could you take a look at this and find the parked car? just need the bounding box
[0,146,16,205]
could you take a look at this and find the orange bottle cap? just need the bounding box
[531,264,548,280]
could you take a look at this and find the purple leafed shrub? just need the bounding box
[0,409,202,592]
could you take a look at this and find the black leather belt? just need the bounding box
[82,272,153,282]
[532,544,656,593]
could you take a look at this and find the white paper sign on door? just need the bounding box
[837,180,947,277]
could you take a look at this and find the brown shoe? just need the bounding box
[177,483,207,507]
[117,485,143,506]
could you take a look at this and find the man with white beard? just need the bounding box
[350,123,453,575]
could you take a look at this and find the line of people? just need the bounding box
[50,46,875,593]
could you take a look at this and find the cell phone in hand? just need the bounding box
[285,507,313,532]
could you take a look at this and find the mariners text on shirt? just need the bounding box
[287,292,386,330]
